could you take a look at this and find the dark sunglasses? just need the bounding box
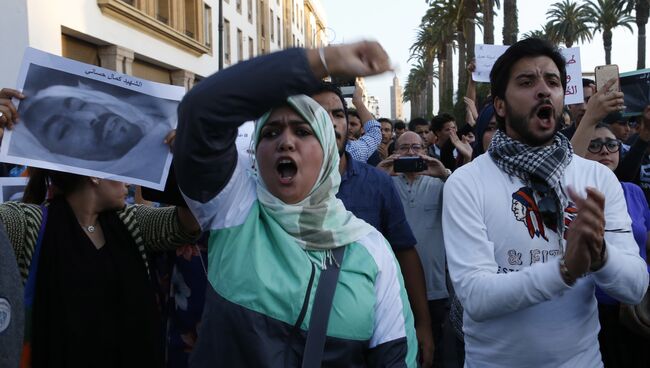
[587,139,621,154]
[529,177,559,230]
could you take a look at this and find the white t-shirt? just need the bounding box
[443,153,648,368]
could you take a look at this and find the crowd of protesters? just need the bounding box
[0,37,649,368]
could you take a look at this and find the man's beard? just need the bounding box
[506,102,562,146]
[336,131,347,156]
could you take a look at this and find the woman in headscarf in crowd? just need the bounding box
[0,89,200,367]
[471,103,497,159]
[173,42,417,367]
[578,122,650,367]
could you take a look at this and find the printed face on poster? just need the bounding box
[473,44,584,105]
[0,177,28,203]
[0,48,186,190]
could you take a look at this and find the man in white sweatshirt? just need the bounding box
[442,38,648,367]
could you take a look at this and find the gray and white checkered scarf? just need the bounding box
[488,129,573,187]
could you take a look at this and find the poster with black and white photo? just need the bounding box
[0,177,28,203]
[0,48,186,190]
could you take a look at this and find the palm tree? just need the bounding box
[522,23,559,44]
[481,0,501,44]
[416,1,458,114]
[410,25,438,119]
[455,0,480,123]
[586,0,635,64]
[623,0,650,68]
[546,0,593,47]
[502,0,518,44]
[404,62,436,119]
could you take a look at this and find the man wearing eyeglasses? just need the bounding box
[378,131,451,367]
[442,38,648,368]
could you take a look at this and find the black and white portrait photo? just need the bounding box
[0,178,28,204]
[0,48,185,190]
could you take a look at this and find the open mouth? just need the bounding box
[536,105,553,120]
[276,158,297,183]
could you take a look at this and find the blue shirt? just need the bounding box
[596,182,650,305]
[337,152,416,251]
[345,120,381,162]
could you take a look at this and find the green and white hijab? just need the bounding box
[253,95,374,251]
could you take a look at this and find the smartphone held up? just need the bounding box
[595,64,620,93]
[393,157,427,173]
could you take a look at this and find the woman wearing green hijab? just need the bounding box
[174,43,417,367]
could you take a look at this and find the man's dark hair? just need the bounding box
[603,111,624,125]
[347,108,360,121]
[377,118,393,129]
[314,81,348,120]
[408,117,429,131]
[582,78,595,88]
[490,38,567,129]
[430,113,456,132]
[394,120,406,130]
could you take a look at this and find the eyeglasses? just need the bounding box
[398,144,423,153]
[529,176,559,230]
[587,139,621,154]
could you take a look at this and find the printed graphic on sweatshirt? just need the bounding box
[511,186,578,241]
[511,187,548,240]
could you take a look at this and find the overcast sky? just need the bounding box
[321,0,647,118]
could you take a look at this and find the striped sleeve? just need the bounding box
[118,205,198,252]
[0,202,43,282]
[359,231,417,367]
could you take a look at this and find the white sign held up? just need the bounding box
[473,44,584,105]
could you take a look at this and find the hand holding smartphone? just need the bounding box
[393,157,427,173]
[595,64,620,93]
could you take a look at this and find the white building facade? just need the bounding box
[0,0,327,92]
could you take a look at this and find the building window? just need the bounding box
[133,58,172,84]
[248,36,254,58]
[62,34,100,66]
[236,0,242,14]
[204,3,212,47]
[156,0,170,24]
[237,29,243,62]
[259,0,265,38]
[224,18,231,64]
[247,0,253,23]
[184,0,198,38]
[276,16,280,46]
[270,9,274,41]
[98,0,211,54]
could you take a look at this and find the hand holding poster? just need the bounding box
[473,44,584,105]
[0,48,185,190]
[473,44,509,83]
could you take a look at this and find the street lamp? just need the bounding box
[218,0,223,70]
